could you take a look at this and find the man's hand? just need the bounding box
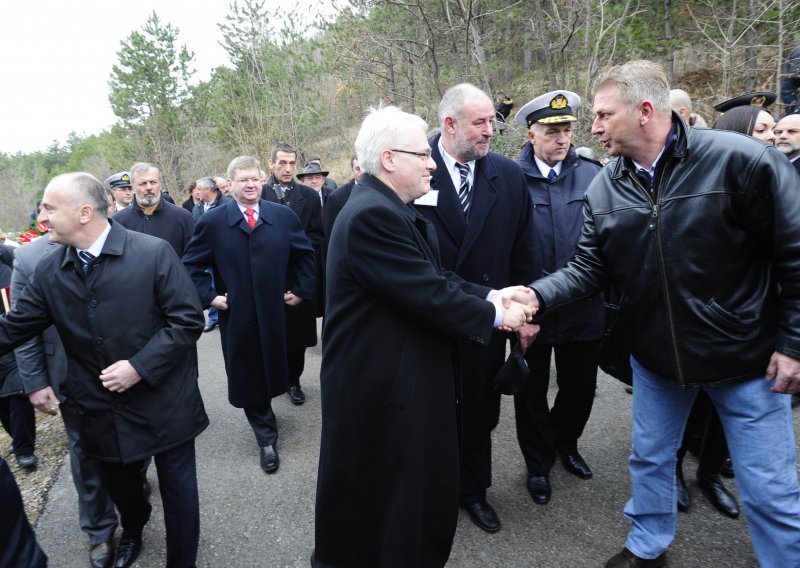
[29,386,59,415]
[494,286,539,313]
[210,294,228,310]
[497,301,531,332]
[517,323,540,353]
[766,351,800,395]
[284,291,303,306]
[99,360,142,393]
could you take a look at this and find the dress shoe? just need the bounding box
[526,474,551,505]
[561,452,593,479]
[720,458,735,479]
[288,384,306,405]
[90,542,114,568]
[203,322,218,333]
[15,453,38,470]
[463,500,501,533]
[697,469,739,518]
[113,532,142,568]
[605,548,667,567]
[260,444,279,473]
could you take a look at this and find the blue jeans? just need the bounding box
[625,357,800,565]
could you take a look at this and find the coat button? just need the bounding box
[89,299,98,307]
[95,337,104,345]
[481,274,489,282]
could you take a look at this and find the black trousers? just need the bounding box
[287,348,306,387]
[96,440,199,568]
[244,402,278,447]
[0,394,36,456]
[678,390,729,471]
[514,340,600,476]
[0,456,47,567]
[458,335,505,505]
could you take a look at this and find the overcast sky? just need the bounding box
[0,1,234,155]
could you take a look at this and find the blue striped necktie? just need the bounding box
[78,250,95,272]
[456,162,472,215]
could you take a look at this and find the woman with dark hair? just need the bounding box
[181,181,201,213]
[714,105,776,144]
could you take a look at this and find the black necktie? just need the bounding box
[78,250,95,273]
[456,162,472,215]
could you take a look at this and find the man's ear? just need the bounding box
[639,100,656,125]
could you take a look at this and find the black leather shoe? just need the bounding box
[526,474,551,505]
[288,385,306,405]
[605,548,667,567]
[90,542,114,568]
[260,444,279,473]
[15,453,38,470]
[463,500,501,533]
[113,532,142,568]
[676,463,690,512]
[561,452,593,479]
[697,469,739,518]
[203,322,218,333]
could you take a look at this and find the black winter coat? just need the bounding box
[0,221,208,462]
[114,196,195,257]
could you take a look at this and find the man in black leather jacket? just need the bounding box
[529,60,800,568]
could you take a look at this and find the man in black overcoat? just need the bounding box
[313,105,533,568]
[0,172,208,568]
[262,144,324,405]
[183,155,316,474]
[414,83,537,533]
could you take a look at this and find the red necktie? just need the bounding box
[245,208,256,229]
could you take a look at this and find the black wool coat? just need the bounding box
[262,177,324,347]
[182,199,316,406]
[114,196,195,257]
[314,175,496,567]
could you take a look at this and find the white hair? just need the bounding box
[355,105,428,175]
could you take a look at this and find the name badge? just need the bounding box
[414,190,439,206]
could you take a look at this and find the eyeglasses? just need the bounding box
[234,177,261,184]
[391,148,432,161]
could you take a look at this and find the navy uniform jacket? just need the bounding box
[517,143,604,344]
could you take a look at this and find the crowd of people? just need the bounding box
[1,57,800,568]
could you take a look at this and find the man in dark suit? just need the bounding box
[313,104,532,568]
[183,155,316,473]
[11,234,119,568]
[0,172,208,568]
[775,114,800,175]
[414,83,537,533]
[262,144,324,404]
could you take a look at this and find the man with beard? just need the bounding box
[775,114,800,175]
[114,163,194,257]
[414,83,537,533]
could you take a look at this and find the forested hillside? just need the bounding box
[2,0,799,231]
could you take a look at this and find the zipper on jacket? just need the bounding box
[629,163,685,384]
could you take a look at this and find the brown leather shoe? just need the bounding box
[89,542,114,568]
[605,548,667,567]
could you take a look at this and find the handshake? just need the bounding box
[490,285,539,331]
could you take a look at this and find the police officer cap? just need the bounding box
[713,92,776,113]
[514,90,581,128]
[105,172,131,189]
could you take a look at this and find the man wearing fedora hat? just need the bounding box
[296,162,330,209]
[513,90,604,506]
